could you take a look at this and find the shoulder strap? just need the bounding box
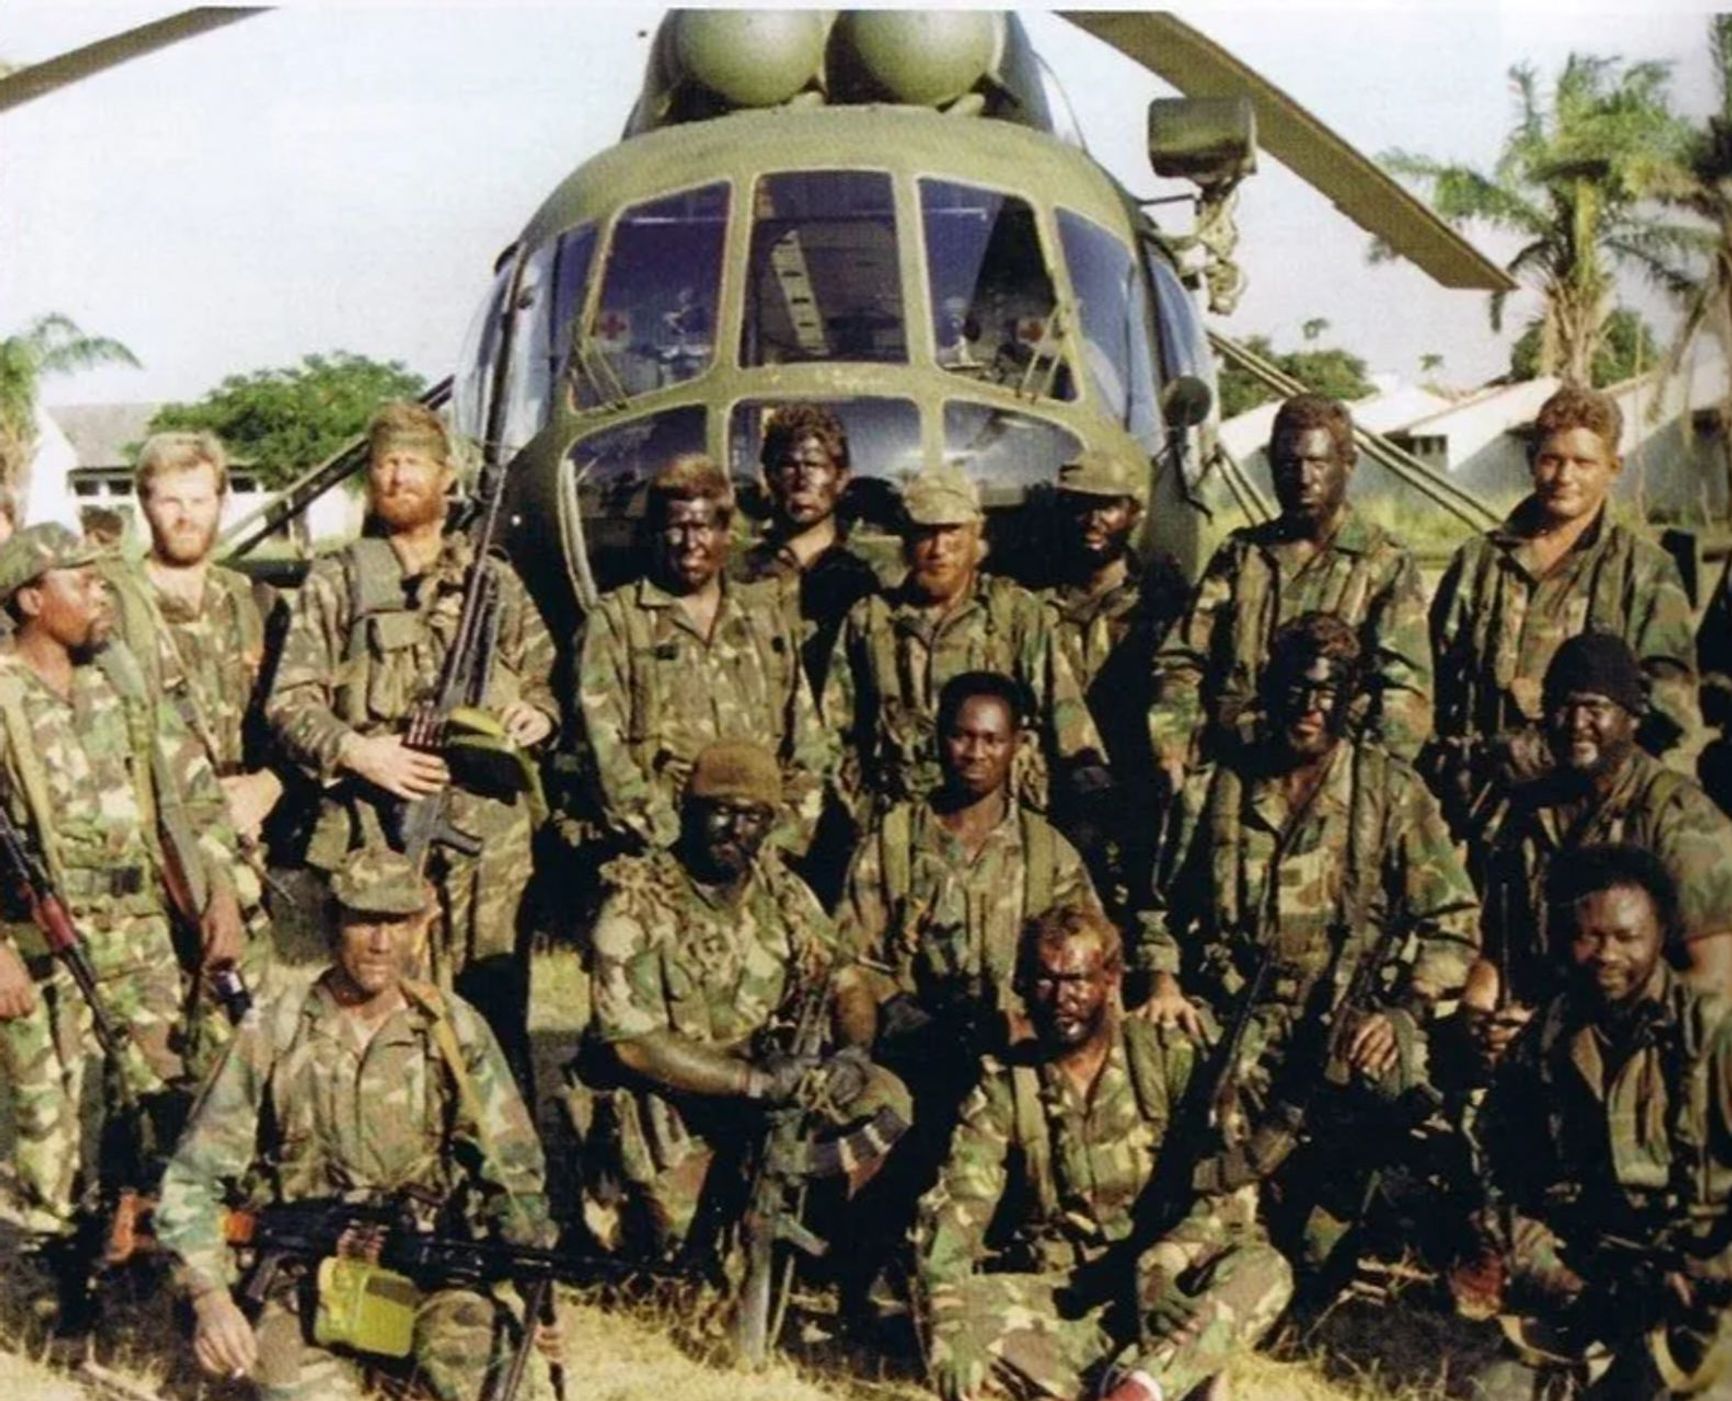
[340,540,410,726]
[881,803,914,923]
[866,594,899,714]
[617,592,659,754]
[403,979,497,1161]
[93,644,164,848]
[1019,807,1057,917]
[1122,1017,1180,1132]
[0,672,68,890]
[1008,1061,1059,1223]
[213,567,265,659]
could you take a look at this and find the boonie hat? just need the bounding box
[1057,447,1146,505]
[331,847,432,917]
[0,524,103,603]
[901,465,981,527]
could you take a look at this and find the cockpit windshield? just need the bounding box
[740,172,905,366]
[578,183,729,407]
[944,401,1082,503]
[920,179,1074,402]
[1057,209,1162,450]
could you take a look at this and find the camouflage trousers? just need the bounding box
[0,943,185,1234]
[252,1275,550,1401]
[933,1201,1292,1399]
[180,897,280,1084]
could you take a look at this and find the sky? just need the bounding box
[1,2,1724,411]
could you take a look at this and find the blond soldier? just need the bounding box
[267,402,559,1086]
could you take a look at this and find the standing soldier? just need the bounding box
[1467,633,1732,1060]
[916,904,1292,1401]
[1142,613,1478,1290]
[1427,385,1699,848]
[824,464,1106,826]
[154,848,560,1401]
[0,525,244,1298]
[104,430,280,1069]
[1466,846,1732,1399]
[732,402,880,700]
[266,402,558,1087]
[577,454,831,859]
[1150,393,1432,797]
[1040,447,1187,911]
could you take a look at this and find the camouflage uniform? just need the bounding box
[1150,505,1433,769]
[266,533,558,1075]
[732,533,880,701]
[1144,738,1479,1273]
[916,1017,1292,1399]
[1427,501,1700,834]
[154,853,552,1401]
[0,530,242,1237]
[583,845,835,1251]
[576,575,831,854]
[1471,964,1732,1398]
[103,556,278,1074]
[1481,750,1732,1006]
[824,574,1105,820]
[1698,555,1732,818]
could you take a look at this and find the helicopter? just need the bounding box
[1,7,1514,644]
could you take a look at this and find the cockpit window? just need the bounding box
[1144,249,1215,396]
[578,183,729,407]
[453,263,511,451]
[567,406,709,592]
[920,179,1074,401]
[740,172,905,366]
[491,223,600,456]
[1057,209,1162,451]
[943,402,1082,503]
[730,398,921,533]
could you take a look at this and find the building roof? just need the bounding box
[47,402,160,469]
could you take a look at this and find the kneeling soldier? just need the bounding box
[915,904,1292,1401]
[155,848,558,1401]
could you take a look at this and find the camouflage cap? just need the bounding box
[0,524,103,603]
[901,464,981,526]
[687,740,783,807]
[330,847,432,917]
[1057,447,1146,505]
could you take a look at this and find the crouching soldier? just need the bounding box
[574,740,904,1260]
[1465,845,1732,1400]
[154,849,559,1400]
[915,905,1292,1401]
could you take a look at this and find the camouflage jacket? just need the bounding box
[576,575,831,853]
[731,534,881,700]
[1480,965,1732,1288]
[0,647,237,975]
[836,797,1097,1025]
[1429,501,1699,770]
[101,559,271,777]
[1482,751,1732,1004]
[1144,739,1479,1078]
[590,846,836,1051]
[1150,507,1432,767]
[265,533,558,864]
[823,573,1106,818]
[155,975,553,1297]
[916,1017,1197,1296]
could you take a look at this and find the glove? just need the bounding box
[927,1325,990,1401]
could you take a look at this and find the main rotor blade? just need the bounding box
[1062,11,1515,293]
[0,8,269,115]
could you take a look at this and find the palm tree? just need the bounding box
[0,313,139,487]
[1383,54,1691,386]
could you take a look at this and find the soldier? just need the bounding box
[1427,385,1699,848]
[154,848,560,1401]
[916,904,1292,1401]
[578,741,867,1257]
[0,526,244,1285]
[104,430,280,1069]
[576,453,830,858]
[1040,446,1188,912]
[1150,393,1432,798]
[1697,553,1732,817]
[824,463,1107,825]
[1141,612,1478,1287]
[1468,634,1732,1061]
[1466,846,1732,1399]
[267,401,558,1086]
[732,402,880,699]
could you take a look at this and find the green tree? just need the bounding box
[1383,54,1690,386]
[149,351,426,489]
[1218,334,1376,419]
[0,314,139,487]
[1509,306,1659,385]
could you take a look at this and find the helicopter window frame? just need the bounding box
[1142,244,1216,399]
[940,398,1085,504]
[916,175,1076,404]
[1055,207,1164,452]
[739,168,908,369]
[578,180,732,409]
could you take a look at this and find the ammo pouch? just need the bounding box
[313,1255,419,1359]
